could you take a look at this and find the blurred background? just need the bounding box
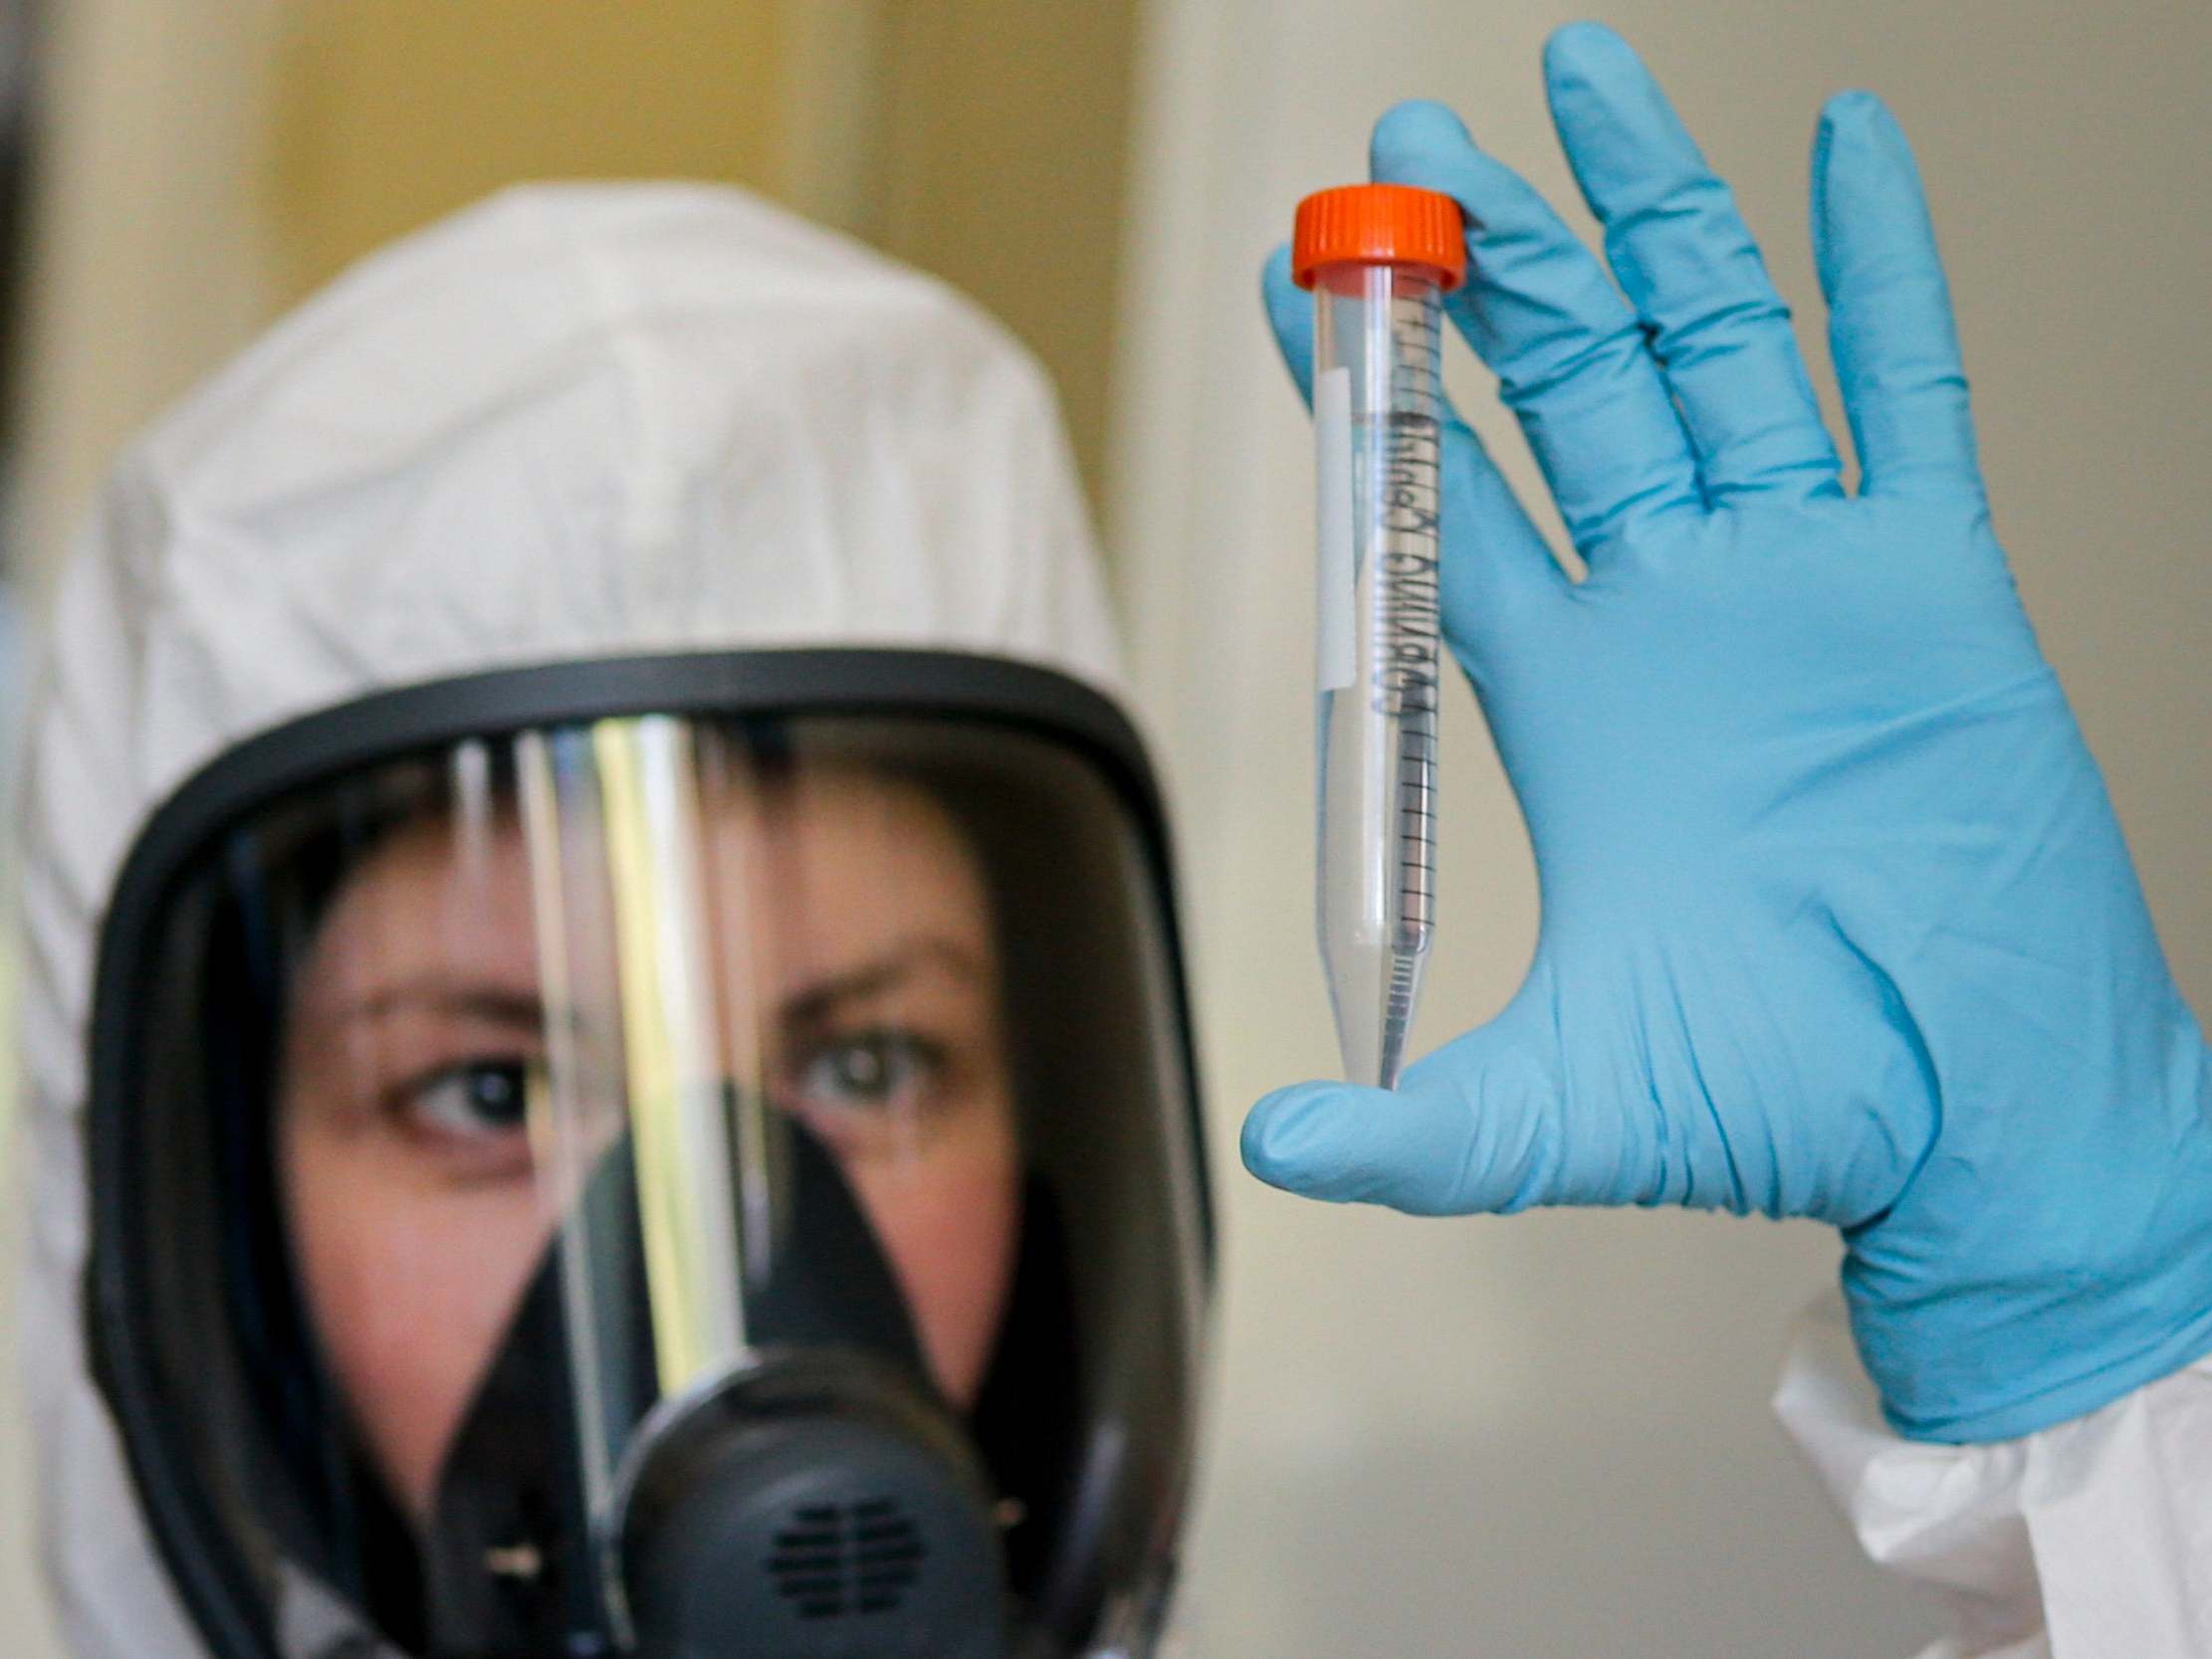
[0,1,2204,1655]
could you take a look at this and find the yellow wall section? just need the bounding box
[257,0,1136,503]
[262,1,794,304]
[866,5,1141,504]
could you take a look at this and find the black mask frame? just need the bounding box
[85,649,1213,1659]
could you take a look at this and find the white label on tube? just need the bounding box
[1315,366,1355,692]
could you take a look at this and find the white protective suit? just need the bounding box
[14,181,1119,1659]
[12,181,2204,1659]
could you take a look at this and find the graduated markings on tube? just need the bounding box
[1315,365,1357,692]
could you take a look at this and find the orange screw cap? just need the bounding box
[1291,183,1467,292]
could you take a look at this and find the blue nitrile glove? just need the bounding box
[1243,23,2212,1443]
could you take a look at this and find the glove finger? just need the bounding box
[1367,101,1703,558]
[1242,999,1660,1214]
[1264,245,1567,632]
[1544,24,1842,506]
[1261,241,1321,405]
[1811,92,1986,505]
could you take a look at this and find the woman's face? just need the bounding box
[277,760,1020,1518]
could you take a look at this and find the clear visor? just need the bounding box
[111,711,1205,1658]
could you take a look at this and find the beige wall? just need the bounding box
[1111,0,2209,1654]
[861,5,1141,513]
[260,3,792,303]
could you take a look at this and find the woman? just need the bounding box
[19,181,1210,1659]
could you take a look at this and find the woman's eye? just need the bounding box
[789,1031,944,1114]
[405,1058,537,1141]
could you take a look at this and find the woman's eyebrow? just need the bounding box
[324,943,985,1030]
[779,937,989,1026]
[330,979,547,1029]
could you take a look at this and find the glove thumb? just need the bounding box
[1242,998,1606,1215]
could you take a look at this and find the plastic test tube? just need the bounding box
[1292,183,1466,1089]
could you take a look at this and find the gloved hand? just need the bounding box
[1243,22,2212,1444]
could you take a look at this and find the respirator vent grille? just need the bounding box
[768,1498,928,1620]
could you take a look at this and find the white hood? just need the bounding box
[15,180,1122,1659]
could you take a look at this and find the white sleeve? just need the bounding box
[1771,1294,2212,1659]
